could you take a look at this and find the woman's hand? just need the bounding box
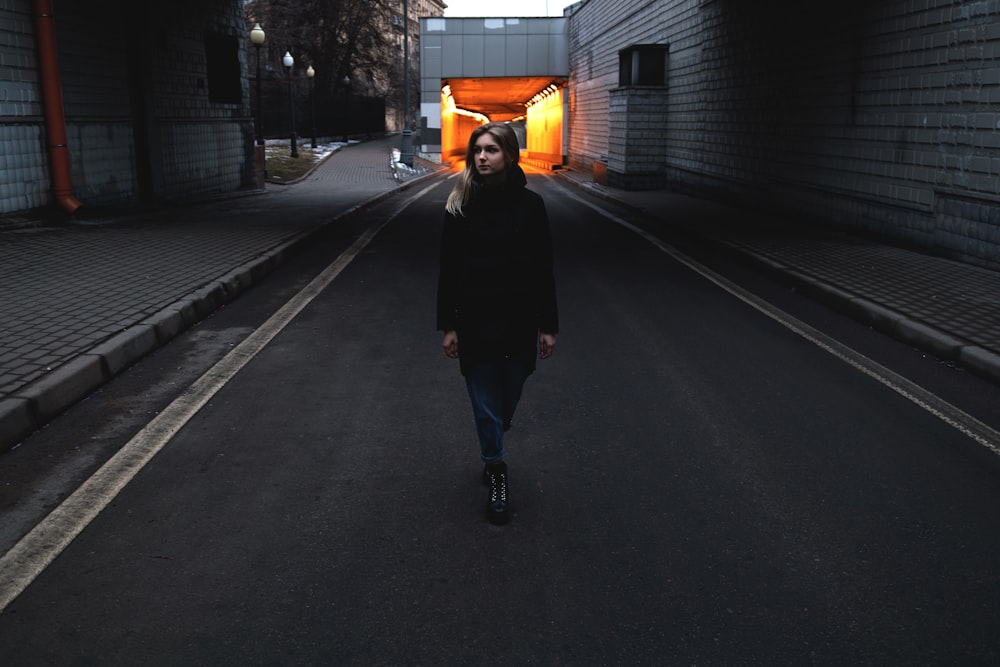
[539,332,557,359]
[442,330,460,359]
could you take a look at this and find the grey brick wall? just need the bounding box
[144,0,257,198]
[608,86,669,189]
[568,0,1000,269]
[54,0,255,205]
[0,0,255,217]
[0,0,49,213]
[567,0,688,171]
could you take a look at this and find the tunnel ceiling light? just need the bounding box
[453,106,489,123]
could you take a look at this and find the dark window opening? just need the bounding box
[619,45,668,87]
[205,32,241,104]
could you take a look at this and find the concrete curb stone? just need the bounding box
[19,355,106,425]
[0,399,34,448]
[731,246,1000,387]
[90,325,160,377]
[959,346,1000,384]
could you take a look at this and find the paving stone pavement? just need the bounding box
[0,136,438,451]
[1,139,999,453]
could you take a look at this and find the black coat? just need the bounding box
[436,166,558,375]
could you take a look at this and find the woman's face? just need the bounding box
[472,133,508,182]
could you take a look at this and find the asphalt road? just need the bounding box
[1,174,999,665]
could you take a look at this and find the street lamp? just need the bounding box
[306,65,316,149]
[400,0,413,166]
[249,23,265,146]
[283,50,298,158]
[250,23,267,186]
[341,75,350,142]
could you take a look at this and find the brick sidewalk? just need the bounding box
[0,136,439,451]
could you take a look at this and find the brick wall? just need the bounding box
[608,86,669,189]
[54,0,256,205]
[142,0,257,199]
[0,0,50,214]
[568,0,1000,269]
[567,0,692,172]
[0,0,255,217]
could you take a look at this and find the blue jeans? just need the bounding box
[464,360,531,463]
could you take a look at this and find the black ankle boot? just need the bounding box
[484,461,509,524]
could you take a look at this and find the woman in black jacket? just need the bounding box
[437,122,559,525]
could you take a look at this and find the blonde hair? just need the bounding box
[445,122,520,216]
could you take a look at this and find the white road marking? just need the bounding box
[0,181,440,613]
[556,183,1000,457]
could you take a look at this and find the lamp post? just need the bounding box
[283,50,298,158]
[341,74,350,142]
[250,23,267,186]
[306,65,316,149]
[400,0,413,166]
[250,23,265,145]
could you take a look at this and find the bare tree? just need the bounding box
[247,0,394,98]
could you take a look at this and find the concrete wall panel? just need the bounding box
[505,35,529,74]
[549,32,570,73]
[441,35,464,76]
[422,43,442,78]
[526,35,550,76]
[462,36,485,77]
[502,18,528,35]
[484,35,507,77]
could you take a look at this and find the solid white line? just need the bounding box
[556,184,1000,457]
[0,181,440,613]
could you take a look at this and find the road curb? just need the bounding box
[0,169,444,453]
[730,248,1000,387]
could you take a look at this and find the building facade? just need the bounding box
[4,0,999,269]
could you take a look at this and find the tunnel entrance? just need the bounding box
[418,16,569,166]
[440,76,565,169]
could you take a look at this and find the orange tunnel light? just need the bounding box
[440,78,564,169]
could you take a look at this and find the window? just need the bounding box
[618,45,668,87]
[205,32,242,104]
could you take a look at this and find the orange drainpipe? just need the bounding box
[34,0,82,214]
